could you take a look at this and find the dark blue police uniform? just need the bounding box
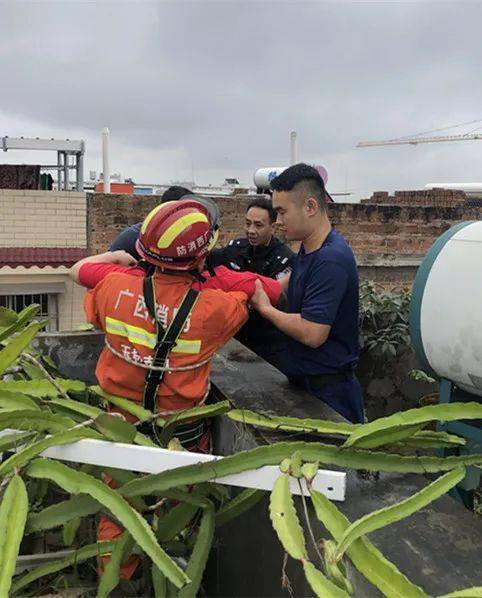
[286,229,364,423]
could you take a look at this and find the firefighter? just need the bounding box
[69,197,281,580]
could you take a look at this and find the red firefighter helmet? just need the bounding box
[136,198,219,270]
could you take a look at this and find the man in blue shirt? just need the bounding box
[250,163,364,423]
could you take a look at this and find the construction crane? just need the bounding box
[357,119,482,147]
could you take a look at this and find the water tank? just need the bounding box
[253,167,287,189]
[409,220,482,397]
[253,165,328,189]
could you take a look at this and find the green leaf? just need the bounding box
[156,401,232,444]
[157,502,201,542]
[343,403,482,449]
[0,307,18,327]
[399,430,465,449]
[228,409,355,437]
[0,322,44,376]
[323,539,354,594]
[178,502,215,598]
[11,541,116,594]
[102,468,147,512]
[335,467,466,560]
[27,495,101,533]
[439,589,482,597]
[152,565,168,598]
[62,516,80,546]
[302,561,350,598]
[0,304,39,343]
[0,475,28,595]
[350,422,426,449]
[49,397,102,419]
[269,474,306,560]
[119,441,482,499]
[0,378,86,398]
[91,385,153,422]
[0,431,37,453]
[158,400,232,428]
[0,389,41,412]
[94,413,137,443]
[76,322,94,331]
[0,427,99,477]
[310,489,427,597]
[215,488,265,527]
[20,360,45,380]
[26,458,189,589]
[97,532,135,598]
[0,409,73,434]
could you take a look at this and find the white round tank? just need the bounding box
[253,167,287,189]
[410,220,482,396]
[253,165,328,189]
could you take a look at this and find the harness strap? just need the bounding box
[104,338,211,371]
[142,275,199,412]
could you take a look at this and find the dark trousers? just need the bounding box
[302,376,365,424]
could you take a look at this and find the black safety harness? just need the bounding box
[141,274,199,413]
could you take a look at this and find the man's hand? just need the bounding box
[109,250,138,267]
[249,279,272,315]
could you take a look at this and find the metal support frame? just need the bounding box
[1,432,346,501]
[2,136,85,191]
[437,378,481,508]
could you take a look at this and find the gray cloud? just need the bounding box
[1,1,482,198]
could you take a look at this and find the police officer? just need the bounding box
[210,197,295,373]
[210,197,294,279]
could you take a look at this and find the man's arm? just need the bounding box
[250,280,329,348]
[202,266,282,305]
[69,251,137,284]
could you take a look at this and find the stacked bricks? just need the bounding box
[0,189,87,248]
[361,188,467,208]
[328,202,482,257]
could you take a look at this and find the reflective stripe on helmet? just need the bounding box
[156,212,209,249]
[105,316,201,354]
[207,228,220,251]
[140,202,175,235]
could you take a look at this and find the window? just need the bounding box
[0,293,59,332]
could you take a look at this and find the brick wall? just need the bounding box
[0,189,87,248]
[87,192,482,288]
[87,193,258,253]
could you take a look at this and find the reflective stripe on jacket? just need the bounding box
[84,270,248,413]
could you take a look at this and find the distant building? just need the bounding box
[0,189,88,331]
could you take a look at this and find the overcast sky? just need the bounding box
[1,1,482,201]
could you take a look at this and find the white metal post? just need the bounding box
[290,130,297,165]
[102,127,110,193]
[1,432,346,501]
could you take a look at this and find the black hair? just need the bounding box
[246,197,277,223]
[161,186,193,202]
[270,163,326,209]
